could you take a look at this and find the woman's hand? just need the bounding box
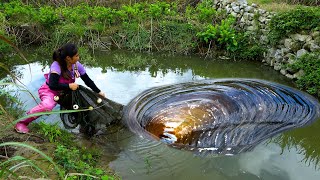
[69,83,79,90]
[98,91,106,97]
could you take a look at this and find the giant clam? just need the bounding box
[124,79,320,155]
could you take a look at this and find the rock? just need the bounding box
[274,62,282,71]
[310,43,320,52]
[311,31,320,39]
[244,6,253,13]
[258,16,267,23]
[260,35,268,44]
[285,73,294,79]
[231,12,237,17]
[284,53,296,64]
[290,34,312,42]
[284,39,301,52]
[296,49,308,58]
[232,5,241,13]
[293,69,305,79]
[280,69,287,75]
[237,0,248,4]
[304,41,320,52]
[258,9,266,14]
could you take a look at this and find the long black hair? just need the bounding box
[52,43,78,79]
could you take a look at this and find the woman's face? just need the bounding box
[66,53,80,65]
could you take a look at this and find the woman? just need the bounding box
[15,43,105,133]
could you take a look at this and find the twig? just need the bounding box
[110,36,121,49]
[205,40,212,59]
[0,155,9,159]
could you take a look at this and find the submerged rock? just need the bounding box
[124,79,320,155]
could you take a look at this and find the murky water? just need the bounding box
[9,50,320,180]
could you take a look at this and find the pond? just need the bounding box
[10,50,320,180]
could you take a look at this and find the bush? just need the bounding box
[196,16,238,51]
[268,7,320,45]
[289,52,320,97]
[231,32,266,60]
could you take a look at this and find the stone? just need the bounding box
[280,69,287,75]
[258,9,266,14]
[258,16,267,23]
[232,5,241,13]
[274,63,282,71]
[293,70,305,79]
[244,6,253,13]
[237,0,248,4]
[285,53,296,64]
[231,12,237,17]
[284,38,292,48]
[310,43,320,52]
[260,35,268,44]
[296,49,308,58]
[274,49,283,61]
[311,31,320,39]
[246,26,255,31]
[290,34,312,42]
[285,73,294,79]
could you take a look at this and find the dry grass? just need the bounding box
[248,0,298,12]
[252,2,300,12]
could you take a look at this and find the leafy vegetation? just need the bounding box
[289,52,320,97]
[268,7,320,45]
[0,0,265,60]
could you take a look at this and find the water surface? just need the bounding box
[11,50,320,180]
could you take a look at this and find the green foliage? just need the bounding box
[119,3,146,22]
[91,6,116,25]
[36,6,59,27]
[231,32,266,60]
[60,4,91,24]
[289,52,320,96]
[54,145,110,179]
[156,21,198,54]
[119,21,151,51]
[2,1,35,25]
[197,16,238,51]
[268,7,320,45]
[147,2,177,19]
[0,33,13,55]
[195,0,216,23]
[34,122,66,143]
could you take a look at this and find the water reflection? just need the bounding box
[272,119,320,170]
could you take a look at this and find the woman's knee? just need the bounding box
[40,101,57,111]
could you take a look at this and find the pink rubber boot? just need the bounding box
[14,83,58,134]
[14,116,37,133]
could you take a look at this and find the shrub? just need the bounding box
[268,7,320,45]
[197,16,238,51]
[231,32,266,60]
[289,52,320,97]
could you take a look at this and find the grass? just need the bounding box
[248,0,301,12]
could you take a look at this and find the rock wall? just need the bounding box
[213,0,320,80]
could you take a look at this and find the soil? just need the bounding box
[0,129,59,179]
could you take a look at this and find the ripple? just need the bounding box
[124,79,320,155]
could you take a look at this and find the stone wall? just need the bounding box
[213,0,320,80]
